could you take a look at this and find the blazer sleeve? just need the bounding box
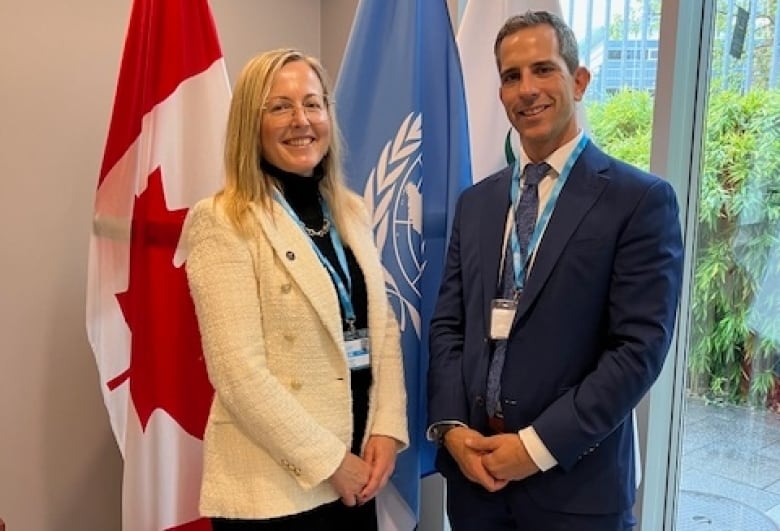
[427,194,470,425]
[183,199,346,490]
[533,178,684,470]
[347,195,409,448]
[369,304,409,449]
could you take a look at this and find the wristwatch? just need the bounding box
[432,423,460,446]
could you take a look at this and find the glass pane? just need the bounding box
[677,0,780,529]
[562,0,662,172]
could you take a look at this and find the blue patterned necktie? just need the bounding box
[486,162,551,418]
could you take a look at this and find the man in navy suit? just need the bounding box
[427,11,684,530]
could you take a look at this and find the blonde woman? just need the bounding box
[184,49,408,531]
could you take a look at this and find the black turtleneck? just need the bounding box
[262,159,371,454]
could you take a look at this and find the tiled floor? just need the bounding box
[678,396,780,530]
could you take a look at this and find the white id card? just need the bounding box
[345,336,371,370]
[490,298,517,339]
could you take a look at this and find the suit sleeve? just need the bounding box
[533,178,684,470]
[184,199,346,489]
[428,194,471,425]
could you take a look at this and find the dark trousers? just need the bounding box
[211,498,377,531]
[446,477,635,531]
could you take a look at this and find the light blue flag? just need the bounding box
[335,0,471,527]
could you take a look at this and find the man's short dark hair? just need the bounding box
[494,10,580,74]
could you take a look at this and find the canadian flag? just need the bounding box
[86,0,231,529]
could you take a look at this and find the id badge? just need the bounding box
[490,298,517,339]
[344,329,370,370]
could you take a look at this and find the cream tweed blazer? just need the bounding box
[183,194,409,519]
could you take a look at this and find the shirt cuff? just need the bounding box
[518,426,557,472]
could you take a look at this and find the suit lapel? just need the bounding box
[480,168,513,329]
[251,201,344,353]
[516,144,610,319]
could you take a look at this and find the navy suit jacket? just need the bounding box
[428,141,684,515]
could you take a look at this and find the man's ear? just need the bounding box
[573,66,591,102]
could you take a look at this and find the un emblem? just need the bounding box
[363,112,423,338]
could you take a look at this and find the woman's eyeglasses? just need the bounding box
[262,96,329,124]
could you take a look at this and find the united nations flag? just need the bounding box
[335,0,471,529]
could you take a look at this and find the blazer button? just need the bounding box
[286,251,295,260]
[291,379,302,391]
[281,283,292,294]
[475,396,485,407]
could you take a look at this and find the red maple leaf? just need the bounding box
[109,168,214,439]
[166,516,213,531]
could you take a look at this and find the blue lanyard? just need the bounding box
[273,190,356,331]
[507,135,589,292]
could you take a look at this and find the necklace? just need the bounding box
[304,217,330,237]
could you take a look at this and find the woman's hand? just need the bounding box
[328,451,371,506]
[358,435,400,503]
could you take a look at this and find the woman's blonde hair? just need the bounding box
[218,48,356,236]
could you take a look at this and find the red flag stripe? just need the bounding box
[98,0,223,186]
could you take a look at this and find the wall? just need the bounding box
[321,0,359,82]
[0,1,319,529]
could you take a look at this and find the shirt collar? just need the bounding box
[518,129,584,177]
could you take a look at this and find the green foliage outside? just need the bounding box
[588,88,780,410]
